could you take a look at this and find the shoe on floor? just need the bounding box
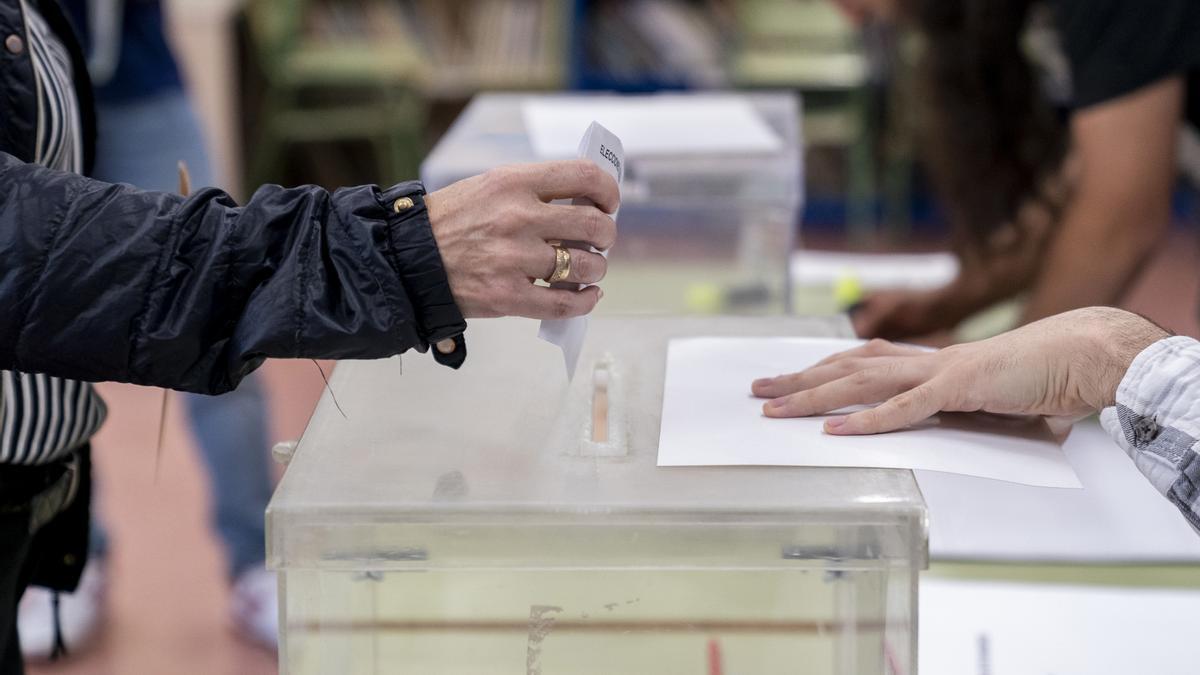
[18,558,108,661]
[231,566,278,651]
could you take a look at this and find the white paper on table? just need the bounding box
[538,121,624,377]
[921,578,1200,675]
[918,419,1200,562]
[657,337,1081,488]
[522,96,781,159]
[791,250,960,291]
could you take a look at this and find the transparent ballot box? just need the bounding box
[268,317,927,675]
[420,93,804,315]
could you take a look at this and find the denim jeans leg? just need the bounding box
[92,91,275,579]
[184,375,274,578]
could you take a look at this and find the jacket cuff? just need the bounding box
[378,181,467,368]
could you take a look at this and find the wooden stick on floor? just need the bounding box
[155,161,192,478]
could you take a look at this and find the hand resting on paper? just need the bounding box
[425,160,619,319]
[751,308,1168,435]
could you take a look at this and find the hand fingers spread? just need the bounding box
[752,357,879,398]
[824,383,946,435]
[752,350,934,399]
[761,362,927,418]
[535,203,617,251]
[526,244,608,285]
[527,160,620,213]
[517,284,603,320]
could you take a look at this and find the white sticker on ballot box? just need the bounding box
[538,122,625,378]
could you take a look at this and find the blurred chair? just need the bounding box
[730,0,915,243]
[241,0,427,190]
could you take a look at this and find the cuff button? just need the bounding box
[1133,417,1160,445]
[393,197,415,213]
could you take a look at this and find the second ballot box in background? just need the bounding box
[421,92,804,315]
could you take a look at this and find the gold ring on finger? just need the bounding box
[545,245,571,284]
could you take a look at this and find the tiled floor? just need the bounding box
[21,228,1199,675]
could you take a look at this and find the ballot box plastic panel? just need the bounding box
[269,316,927,675]
[421,93,803,315]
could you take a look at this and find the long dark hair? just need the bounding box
[905,0,1066,252]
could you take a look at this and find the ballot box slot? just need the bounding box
[574,355,628,457]
[591,363,609,443]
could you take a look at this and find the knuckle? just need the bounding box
[788,373,812,391]
[487,289,510,316]
[484,166,515,189]
[941,343,969,359]
[597,213,617,249]
[849,369,875,387]
[580,288,600,314]
[915,383,944,409]
[584,208,604,243]
[497,241,527,272]
[892,391,918,411]
[498,281,527,314]
[866,338,892,354]
[792,391,816,414]
[774,393,800,414]
[753,380,777,397]
[591,254,608,281]
[878,361,905,380]
[604,172,619,197]
[938,373,977,410]
[572,251,593,281]
[576,159,601,185]
[892,385,936,418]
[910,384,934,405]
[835,358,862,375]
[552,293,576,319]
[497,204,528,233]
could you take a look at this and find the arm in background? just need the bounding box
[1020,76,1182,323]
[855,77,1182,341]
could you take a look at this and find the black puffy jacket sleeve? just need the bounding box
[0,152,467,395]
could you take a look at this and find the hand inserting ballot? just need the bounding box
[425,160,619,320]
[751,308,1168,435]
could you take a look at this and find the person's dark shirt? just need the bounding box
[1053,0,1200,129]
[62,0,182,102]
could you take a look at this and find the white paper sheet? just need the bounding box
[791,250,960,291]
[522,96,782,159]
[537,121,624,377]
[657,337,1081,488]
[918,419,1200,562]
[921,578,1200,675]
